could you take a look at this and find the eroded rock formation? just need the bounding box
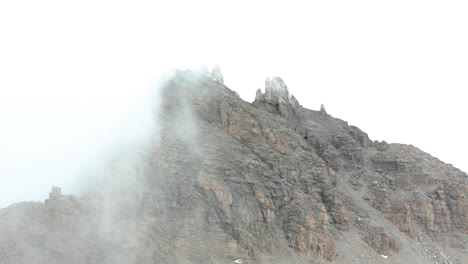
[0,68,467,264]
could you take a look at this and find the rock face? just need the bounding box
[255,77,299,106]
[47,186,62,201]
[211,64,224,84]
[0,69,467,264]
[320,104,327,114]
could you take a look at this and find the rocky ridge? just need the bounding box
[0,68,467,264]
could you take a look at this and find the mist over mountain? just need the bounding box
[0,68,467,264]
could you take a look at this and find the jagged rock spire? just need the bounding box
[264,77,289,104]
[49,186,62,199]
[211,65,224,84]
[255,77,299,106]
[45,186,62,203]
[320,104,327,114]
[255,89,263,101]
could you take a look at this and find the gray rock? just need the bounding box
[0,69,467,264]
[320,104,327,114]
[45,186,62,203]
[211,64,224,84]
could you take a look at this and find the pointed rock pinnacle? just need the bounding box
[211,65,224,84]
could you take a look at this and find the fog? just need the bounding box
[1,0,468,208]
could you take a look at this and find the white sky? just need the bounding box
[1,0,467,207]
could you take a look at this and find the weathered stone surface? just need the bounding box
[211,64,224,84]
[320,104,327,114]
[0,69,467,264]
[254,77,300,116]
[47,186,62,201]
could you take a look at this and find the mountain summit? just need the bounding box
[0,69,467,264]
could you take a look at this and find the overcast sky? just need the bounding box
[1,0,467,207]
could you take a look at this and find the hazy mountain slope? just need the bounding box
[1,69,467,264]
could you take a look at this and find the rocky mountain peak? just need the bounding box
[320,103,327,114]
[265,77,289,102]
[211,64,224,84]
[254,77,299,107]
[46,186,62,202]
[0,69,467,264]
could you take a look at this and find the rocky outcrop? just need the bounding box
[320,104,327,114]
[211,64,224,84]
[46,186,62,201]
[254,77,300,119]
[258,77,299,106]
[0,68,467,264]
